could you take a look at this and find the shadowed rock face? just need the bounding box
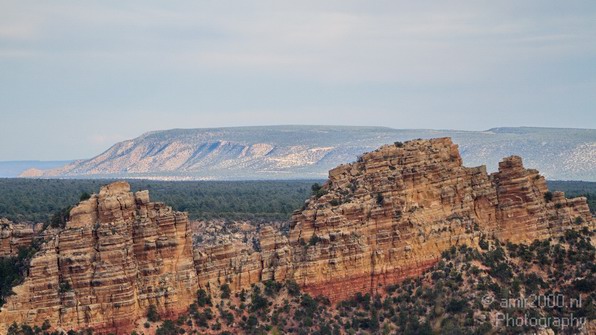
[0,182,197,334]
[1,138,593,334]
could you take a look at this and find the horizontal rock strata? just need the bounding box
[0,219,35,257]
[0,182,197,334]
[195,138,593,302]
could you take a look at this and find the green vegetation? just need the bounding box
[311,183,328,198]
[220,283,231,299]
[0,244,40,306]
[0,179,593,224]
[544,191,554,202]
[0,179,319,223]
[147,304,160,322]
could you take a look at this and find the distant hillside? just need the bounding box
[0,161,71,178]
[22,126,596,181]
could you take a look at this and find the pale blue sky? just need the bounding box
[1,1,595,160]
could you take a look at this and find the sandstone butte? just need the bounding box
[0,137,593,334]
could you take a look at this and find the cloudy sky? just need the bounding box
[1,1,595,160]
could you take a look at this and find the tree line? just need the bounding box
[0,179,318,223]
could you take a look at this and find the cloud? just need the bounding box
[0,22,38,39]
[2,1,594,83]
[0,1,595,159]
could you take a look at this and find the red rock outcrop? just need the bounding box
[191,138,593,303]
[0,182,197,334]
[287,138,592,301]
[0,219,35,257]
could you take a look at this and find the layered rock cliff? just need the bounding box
[0,182,197,334]
[0,219,35,257]
[1,138,593,333]
[193,138,593,302]
[287,138,592,301]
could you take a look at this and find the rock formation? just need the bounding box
[287,138,592,301]
[0,182,197,334]
[1,138,593,334]
[0,219,35,257]
[192,138,593,302]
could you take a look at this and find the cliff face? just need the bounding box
[193,226,292,292]
[0,219,35,257]
[1,138,593,333]
[286,138,592,301]
[192,138,593,302]
[0,182,197,334]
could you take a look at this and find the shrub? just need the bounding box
[197,289,211,307]
[309,235,321,246]
[147,304,160,322]
[286,280,300,297]
[311,183,328,198]
[156,320,177,335]
[264,280,283,296]
[479,238,489,250]
[41,320,51,331]
[250,287,268,312]
[220,284,231,299]
[446,299,467,313]
[59,280,72,293]
[376,193,384,206]
[544,191,553,202]
[574,278,595,292]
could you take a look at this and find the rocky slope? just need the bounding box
[1,138,593,334]
[21,126,596,181]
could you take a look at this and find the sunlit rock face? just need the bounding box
[0,219,35,257]
[286,138,592,301]
[0,182,197,334]
[189,138,592,304]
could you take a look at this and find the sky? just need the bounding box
[1,1,595,160]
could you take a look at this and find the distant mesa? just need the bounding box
[18,125,596,181]
[0,160,72,178]
[18,168,45,178]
